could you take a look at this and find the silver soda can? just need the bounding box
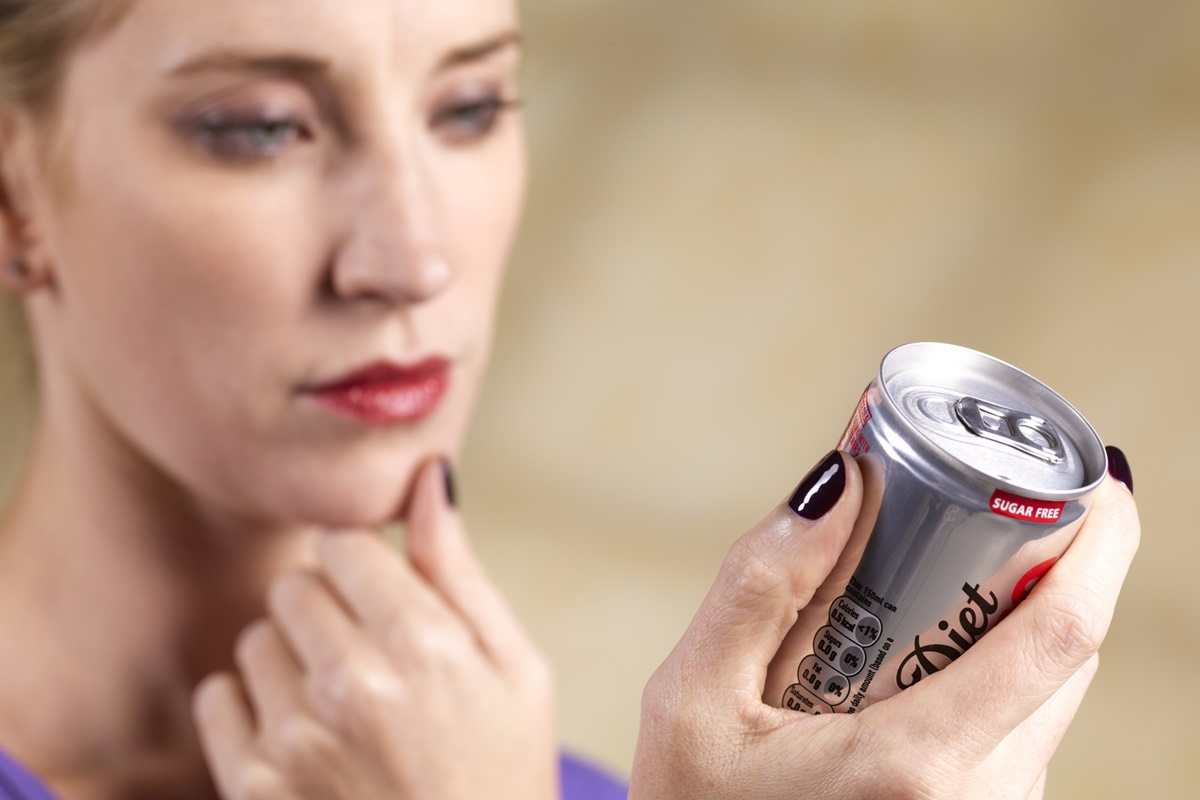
[765,342,1107,714]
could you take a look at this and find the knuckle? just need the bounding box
[309,653,402,734]
[639,666,682,731]
[386,618,472,669]
[313,652,367,706]
[1035,591,1106,669]
[718,535,789,606]
[268,716,337,770]
[638,665,712,755]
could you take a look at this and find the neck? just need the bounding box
[0,397,318,796]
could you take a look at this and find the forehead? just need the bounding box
[93,0,519,75]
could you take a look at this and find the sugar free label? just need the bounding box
[989,489,1065,524]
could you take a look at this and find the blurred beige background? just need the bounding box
[461,1,1199,797]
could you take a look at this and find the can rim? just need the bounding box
[877,342,1108,500]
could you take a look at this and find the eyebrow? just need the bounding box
[438,30,523,70]
[168,52,329,78]
[167,30,522,79]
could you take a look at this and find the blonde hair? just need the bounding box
[0,0,132,113]
[0,0,132,502]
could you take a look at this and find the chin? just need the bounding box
[213,413,468,530]
[266,457,426,529]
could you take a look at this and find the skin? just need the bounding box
[0,0,1143,798]
[0,0,554,798]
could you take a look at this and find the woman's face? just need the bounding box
[18,0,525,526]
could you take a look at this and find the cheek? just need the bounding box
[43,130,333,520]
[55,150,323,417]
[440,135,526,330]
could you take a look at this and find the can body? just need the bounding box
[766,343,1107,714]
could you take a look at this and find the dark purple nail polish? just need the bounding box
[789,451,846,520]
[439,458,458,507]
[1105,445,1133,495]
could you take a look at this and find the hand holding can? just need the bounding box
[768,343,1110,713]
[629,344,1139,800]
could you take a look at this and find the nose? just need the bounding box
[330,151,452,305]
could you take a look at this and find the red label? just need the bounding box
[989,490,1065,524]
[1011,558,1057,606]
[842,387,874,456]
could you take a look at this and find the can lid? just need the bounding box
[879,343,1106,497]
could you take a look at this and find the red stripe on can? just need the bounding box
[1011,558,1057,606]
[989,489,1065,524]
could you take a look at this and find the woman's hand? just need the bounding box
[192,461,558,800]
[629,450,1139,800]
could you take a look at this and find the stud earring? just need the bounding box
[6,259,28,281]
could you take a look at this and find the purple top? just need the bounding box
[559,752,628,800]
[0,746,626,800]
[0,749,55,800]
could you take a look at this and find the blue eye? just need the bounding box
[193,117,309,161]
[433,96,520,144]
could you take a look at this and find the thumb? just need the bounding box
[666,451,863,701]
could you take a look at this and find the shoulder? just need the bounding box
[560,751,627,800]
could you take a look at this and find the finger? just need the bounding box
[671,451,863,695]
[194,673,280,799]
[999,652,1099,771]
[1028,771,1048,800]
[267,570,367,678]
[961,654,1098,800]
[315,528,470,658]
[235,619,306,735]
[405,459,535,667]
[895,477,1138,757]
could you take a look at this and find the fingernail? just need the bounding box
[1105,445,1133,495]
[788,450,846,520]
[439,458,458,508]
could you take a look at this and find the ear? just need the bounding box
[0,105,56,294]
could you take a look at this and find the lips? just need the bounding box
[304,357,450,425]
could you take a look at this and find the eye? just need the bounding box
[431,93,521,145]
[190,116,312,162]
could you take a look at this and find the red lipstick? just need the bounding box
[305,358,450,425]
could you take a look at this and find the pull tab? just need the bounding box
[955,396,1066,464]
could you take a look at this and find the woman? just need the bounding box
[0,1,1139,799]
